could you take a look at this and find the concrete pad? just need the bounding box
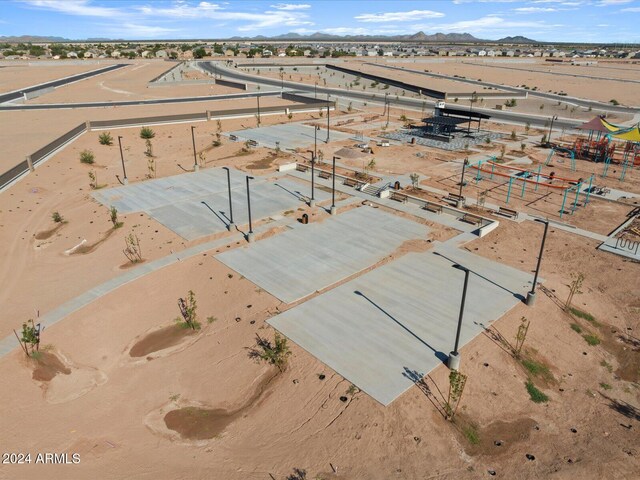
[226,123,354,151]
[92,169,329,240]
[269,244,533,405]
[217,207,429,303]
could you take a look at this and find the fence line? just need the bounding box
[0,97,334,191]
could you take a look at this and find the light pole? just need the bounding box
[256,94,261,126]
[222,167,234,230]
[326,93,330,143]
[526,218,550,306]
[314,82,317,99]
[117,135,128,184]
[307,150,316,207]
[190,126,199,171]
[314,125,319,158]
[467,91,477,134]
[457,157,469,208]
[547,115,558,146]
[280,72,284,91]
[246,175,254,242]
[385,92,390,129]
[331,155,340,215]
[449,264,470,371]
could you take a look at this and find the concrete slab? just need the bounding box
[269,243,532,405]
[93,169,330,240]
[217,206,429,303]
[226,123,354,151]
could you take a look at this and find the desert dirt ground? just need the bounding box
[0,59,638,480]
[0,62,107,93]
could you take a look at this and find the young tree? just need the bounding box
[123,233,142,263]
[254,332,291,372]
[52,211,64,223]
[565,273,585,309]
[410,173,420,189]
[144,138,154,157]
[88,170,98,189]
[14,319,40,357]
[514,316,530,359]
[445,370,467,420]
[98,132,113,146]
[177,290,200,330]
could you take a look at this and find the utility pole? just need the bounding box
[117,135,128,184]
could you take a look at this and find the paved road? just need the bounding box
[207,62,583,130]
[0,90,281,110]
[0,63,127,104]
[372,62,640,115]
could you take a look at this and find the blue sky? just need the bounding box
[1,1,639,42]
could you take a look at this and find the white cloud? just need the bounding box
[515,7,558,12]
[413,15,562,35]
[99,23,180,38]
[355,10,444,23]
[620,6,640,10]
[20,0,121,17]
[270,3,311,10]
[596,0,633,5]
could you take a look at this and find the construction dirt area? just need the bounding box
[1,56,639,480]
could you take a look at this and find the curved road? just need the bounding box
[203,61,583,130]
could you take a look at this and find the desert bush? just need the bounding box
[123,233,142,263]
[177,290,200,330]
[15,319,40,357]
[253,332,291,372]
[98,132,113,146]
[525,380,548,403]
[79,149,95,164]
[140,126,155,139]
[110,206,123,228]
[52,211,63,223]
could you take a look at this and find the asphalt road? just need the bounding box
[205,62,583,130]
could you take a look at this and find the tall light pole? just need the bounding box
[449,264,470,371]
[307,150,316,207]
[314,82,317,99]
[222,167,234,230]
[314,125,319,158]
[547,115,558,146]
[280,71,284,91]
[246,175,254,242]
[467,91,477,134]
[190,126,199,171]
[526,218,550,306]
[326,93,330,143]
[331,155,340,215]
[256,94,261,126]
[117,135,128,184]
[385,92,390,129]
[457,157,469,208]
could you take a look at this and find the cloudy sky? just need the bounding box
[1,0,639,42]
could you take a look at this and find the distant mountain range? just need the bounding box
[0,32,540,44]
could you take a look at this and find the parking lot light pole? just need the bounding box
[222,167,234,230]
[457,157,469,208]
[526,218,550,306]
[449,264,470,371]
[191,126,199,171]
[117,136,128,184]
[331,155,340,215]
[246,175,255,242]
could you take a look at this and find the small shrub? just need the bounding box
[570,323,582,333]
[52,211,63,223]
[568,307,597,324]
[609,99,620,106]
[525,380,549,403]
[254,332,291,372]
[177,290,200,330]
[462,424,480,445]
[521,143,526,152]
[521,358,550,378]
[206,316,217,324]
[109,206,122,228]
[123,232,142,263]
[600,360,613,373]
[140,126,155,139]
[599,382,612,390]
[511,130,517,140]
[98,132,113,146]
[79,149,95,164]
[583,334,600,346]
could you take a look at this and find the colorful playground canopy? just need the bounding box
[577,116,640,142]
[611,126,640,142]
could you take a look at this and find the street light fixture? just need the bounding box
[331,155,340,215]
[117,135,128,184]
[222,167,234,230]
[457,157,469,208]
[190,126,199,171]
[449,264,470,371]
[314,124,319,158]
[526,218,550,306]
[246,175,255,242]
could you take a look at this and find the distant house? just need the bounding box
[67,51,78,58]
[382,50,394,56]
[262,49,273,57]
[366,50,377,56]
[224,49,235,56]
[111,50,122,58]
[141,50,152,58]
[155,50,168,58]
[478,50,487,56]
[83,51,96,58]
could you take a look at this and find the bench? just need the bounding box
[497,207,518,219]
[296,164,309,172]
[390,192,408,203]
[444,193,465,205]
[344,178,358,187]
[461,213,483,226]
[423,202,443,214]
[318,170,331,179]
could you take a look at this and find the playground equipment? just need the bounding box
[468,160,593,218]
[545,147,576,171]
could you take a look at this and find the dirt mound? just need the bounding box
[32,352,71,382]
[129,324,196,358]
[334,147,367,159]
